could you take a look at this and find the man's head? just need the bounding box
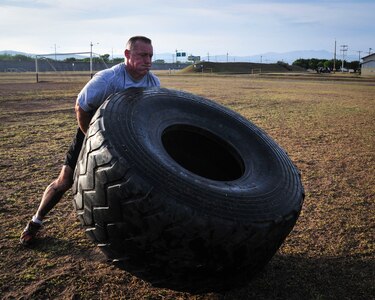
[124,36,153,80]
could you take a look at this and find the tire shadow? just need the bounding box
[224,254,374,300]
[17,238,374,299]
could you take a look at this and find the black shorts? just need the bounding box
[64,128,85,169]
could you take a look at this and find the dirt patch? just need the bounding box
[0,74,374,299]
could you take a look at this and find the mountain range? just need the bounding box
[175,50,359,64]
[0,49,360,64]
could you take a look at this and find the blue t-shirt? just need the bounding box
[77,62,160,112]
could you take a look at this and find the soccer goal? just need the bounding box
[250,68,262,75]
[34,51,111,83]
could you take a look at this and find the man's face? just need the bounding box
[125,40,153,80]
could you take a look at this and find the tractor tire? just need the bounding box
[72,87,304,292]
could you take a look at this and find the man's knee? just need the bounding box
[55,165,74,191]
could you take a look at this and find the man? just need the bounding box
[20,36,160,245]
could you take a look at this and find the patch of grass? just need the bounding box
[0,73,374,299]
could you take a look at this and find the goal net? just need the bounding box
[34,51,112,83]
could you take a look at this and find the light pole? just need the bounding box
[90,42,93,78]
[51,44,59,60]
[90,42,99,78]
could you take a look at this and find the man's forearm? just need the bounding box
[75,104,92,135]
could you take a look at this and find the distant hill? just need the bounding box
[0,50,33,57]
[151,50,359,64]
[0,50,89,60]
[180,61,306,74]
[1,49,360,64]
[1,50,26,55]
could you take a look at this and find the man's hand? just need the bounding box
[75,103,92,135]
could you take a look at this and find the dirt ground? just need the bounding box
[0,73,374,299]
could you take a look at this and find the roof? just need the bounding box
[361,53,375,60]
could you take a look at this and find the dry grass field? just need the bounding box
[0,72,374,299]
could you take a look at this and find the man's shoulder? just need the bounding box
[97,63,124,77]
[111,62,125,72]
[148,71,159,78]
[148,71,160,85]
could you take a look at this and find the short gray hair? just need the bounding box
[126,36,152,50]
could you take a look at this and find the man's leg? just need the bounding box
[20,165,74,245]
[20,127,84,246]
[35,165,74,220]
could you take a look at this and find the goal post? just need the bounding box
[34,51,111,83]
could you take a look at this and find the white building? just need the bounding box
[361,53,375,76]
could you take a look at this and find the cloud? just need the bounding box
[0,0,374,56]
[0,0,51,8]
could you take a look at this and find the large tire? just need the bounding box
[72,87,304,292]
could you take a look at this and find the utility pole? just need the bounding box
[333,39,336,73]
[356,50,362,72]
[340,44,348,72]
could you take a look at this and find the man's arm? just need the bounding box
[75,102,92,135]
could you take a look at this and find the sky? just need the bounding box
[0,0,374,59]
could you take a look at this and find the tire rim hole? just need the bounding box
[162,124,244,181]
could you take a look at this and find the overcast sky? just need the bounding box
[1,0,374,58]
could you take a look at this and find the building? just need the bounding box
[361,53,375,76]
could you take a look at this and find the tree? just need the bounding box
[308,58,321,70]
[0,54,33,61]
[64,57,77,62]
[323,60,332,69]
[112,58,124,63]
[347,60,360,71]
[292,58,309,69]
[100,54,110,63]
[292,58,352,72]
